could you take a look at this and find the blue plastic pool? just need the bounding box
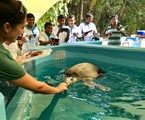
[5,44,145,120]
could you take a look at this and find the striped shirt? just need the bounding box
[105,23,125,45]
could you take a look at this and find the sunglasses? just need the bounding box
[7,1,24,22]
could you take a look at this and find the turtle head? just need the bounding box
[98,68,106,77]
[64,69,72,77]
[64,69,79,83]
[64,69,79,77]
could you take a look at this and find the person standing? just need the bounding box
[79,13,97,41]
[53,14,70,43]
[23,13,40,50]
[105,15,126,45]
[68,15,82,43]
[24,13,40,40]
[39,22,58,45]
[0,0,69,94]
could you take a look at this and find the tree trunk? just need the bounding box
[79,0,84,24]
[89,0,97,11]
[117,0,129,18]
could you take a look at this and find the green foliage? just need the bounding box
[37,0,69,32]
[37,0,145,36]
[67,0,145,36]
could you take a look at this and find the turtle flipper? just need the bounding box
[95,84,111,91]
[84,80,96,87]
[84,79,111,91]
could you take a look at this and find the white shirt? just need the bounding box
[24,25,40,38]
[39,31,57,42]
[23,25,40,52]
[24,25,40,44]
[3,41,19,59]
[53,25,69,43]
[68,25,82,43]
[79,22,97,41]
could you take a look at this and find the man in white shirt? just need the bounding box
[79,13,97,41]
[24,13,40,39]
[68,15,82,43]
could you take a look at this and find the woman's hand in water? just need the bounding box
[56,82,70,92]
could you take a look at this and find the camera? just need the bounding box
[84,30,92,35]
[51,38,59,42]
[61,28,68,32]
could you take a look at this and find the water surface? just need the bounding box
[28,58,145,120]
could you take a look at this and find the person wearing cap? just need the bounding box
[105,15,126,45]
[79,12,98,41]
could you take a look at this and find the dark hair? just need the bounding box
[110,14,118,19]
[0,0,27,28]
[85,12,93,18]
[57,14,66,21]
[44,22,52,28]
[27,13,35,19]
[68,15,76,19]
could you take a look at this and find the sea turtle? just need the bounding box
[64,62,110,91]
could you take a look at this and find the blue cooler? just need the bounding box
[137,30,145,36]
[136,30,145,47]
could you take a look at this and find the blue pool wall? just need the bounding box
[0,93,6,120]
[35,44,145,70]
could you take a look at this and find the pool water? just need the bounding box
[27,58,145,120]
